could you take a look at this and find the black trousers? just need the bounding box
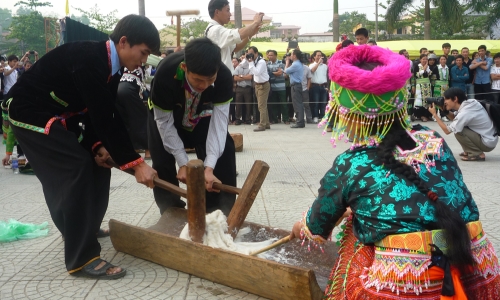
[474,83,492,101]
[147,110,236,216]
[12,122,110,272]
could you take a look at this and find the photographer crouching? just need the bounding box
[428,87,498,161]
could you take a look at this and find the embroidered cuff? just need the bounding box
[120,157,144,170]
[298,211,327,252]
[91,142,103,153]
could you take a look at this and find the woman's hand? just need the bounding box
[289,220,302,240]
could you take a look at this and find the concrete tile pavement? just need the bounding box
[0,121,499,299]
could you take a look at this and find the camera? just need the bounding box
[246,53,254,61]
[425,97,444,107]
[29,50,35,54]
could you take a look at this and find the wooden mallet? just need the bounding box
[166,10,200,47]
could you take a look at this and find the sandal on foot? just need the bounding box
[72,259,126,280]
[97,228,110,238]
[458,152,468,157]
[461,155,485,162]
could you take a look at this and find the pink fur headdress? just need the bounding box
[320,45,413,148]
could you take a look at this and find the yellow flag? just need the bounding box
[65,0,69,16]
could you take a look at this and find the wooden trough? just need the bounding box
[109,160,338,300]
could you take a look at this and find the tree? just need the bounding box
[329,11,369,40]
[73,5,119,34]
[0,8,13,31]
[16,6,34,16]
[7,11,53,56]
[70,14,90,26]
[14,0,52,12]
[385,0,462,40]
[165,17,209,43]
[468,0,500,39]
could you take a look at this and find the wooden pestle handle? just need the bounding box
[106,159,241,197]
[249,236,291,256]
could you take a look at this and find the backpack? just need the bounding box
[479,101,500,136]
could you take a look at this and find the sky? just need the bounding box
[1,0,385,34]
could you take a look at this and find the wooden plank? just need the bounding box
[109,219,324,300]
[227,160,270,238]
[186,159,205,243]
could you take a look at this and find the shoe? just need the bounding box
[441,117,449,122]
[244,120,252,125]
[71,258,126,280]
[313,117,318,123]
[234,120,242,125]
[290,124,305,128]
[265,125,271,129]
[253,127,266,132]
[421,117,428,122]
[97,228,110,238]
[461,155,485,162]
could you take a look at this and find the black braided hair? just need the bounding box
[376,120,475,269]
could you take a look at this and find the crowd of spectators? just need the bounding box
[401,43,499,123]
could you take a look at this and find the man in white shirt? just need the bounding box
[429,87,498,161]
[148,38,237,216]
[206,0,264,71]
[491,53,500,104]
[3,55,19,96]
[244,46,270,132]
[309,51,328,123]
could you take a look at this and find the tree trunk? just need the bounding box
[138,0,145,16]
[234,0,242,29]
[424,0,431,39]
[234,0,243,56]
[332,0,339,42]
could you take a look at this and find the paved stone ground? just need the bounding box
[1,121,499,299]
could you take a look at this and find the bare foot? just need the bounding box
[94,261,122,275]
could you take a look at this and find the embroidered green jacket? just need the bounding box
[306,128,479,244]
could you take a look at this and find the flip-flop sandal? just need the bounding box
[97,228,110,238]
[72,258,126,280]
[458,152,468,157]
[461,155,485,162]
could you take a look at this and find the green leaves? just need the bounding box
[14,0,52,11]
[6,11,52,56]
[73,4,118,34]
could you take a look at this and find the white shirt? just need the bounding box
[491,65,500,90]
[447,99,498,148]
[247,58,269,83]
[309,62,328,84]
[3,65,17,95]
[153,79,229,169]
[205,19,242,72]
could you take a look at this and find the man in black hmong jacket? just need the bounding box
[6,15,159,279]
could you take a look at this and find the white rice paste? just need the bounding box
[179,210,275,255]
